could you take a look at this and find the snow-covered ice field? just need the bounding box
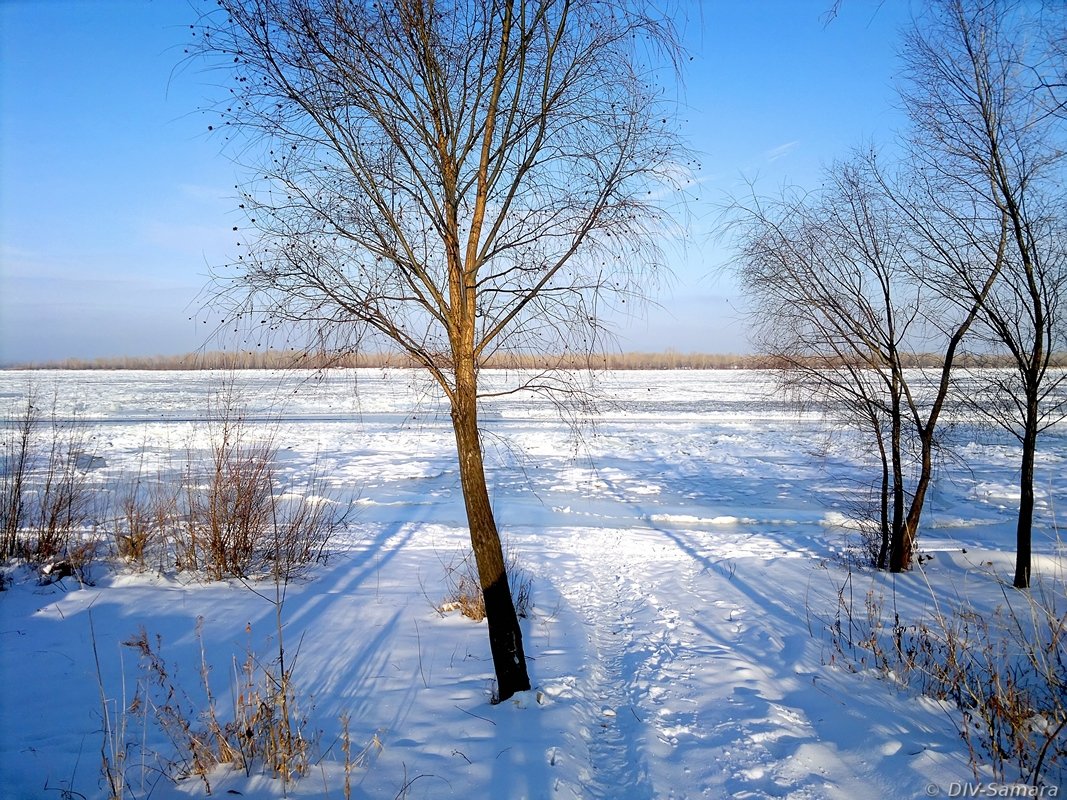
[1,368,1064,799]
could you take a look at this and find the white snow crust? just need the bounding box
[0,368,1064,799]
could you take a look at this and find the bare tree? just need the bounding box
[736,0,1066,578]
[733,153,994,572]
[900,0,1067,588]
[191,0,686,699]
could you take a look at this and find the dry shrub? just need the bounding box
[175,461,345,581]
[124,616,313,793]
[1,386,103,581]
[3,381,344,583]
[175,392,276,579]
[440,547,532,622]
[821,569,1067,787]
[0,390,37,559]
[171,387,347,581]
[268,477,345,578]
[115,473,181,571]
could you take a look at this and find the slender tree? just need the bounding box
[733,153,994,572]
[191,0,686,699]
[736,0,1066,577]
[899,0,1067,588]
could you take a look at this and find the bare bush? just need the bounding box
[819,568,1067,786]
[267,473,347,581]
[177,447,274,580]
[116,479,164,568]
[174,388,275,579]
[30,408,95,564]
[440,547,532,622]
[0,389,38,559]
[1,386,102,581]
[170,388,346,581]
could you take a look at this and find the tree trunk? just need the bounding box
[1013,404,1039,589]
[877,455,890,570]
[888,392,911,572]
[449,381,531,702]
[873,417,891,570]
[894,421,941,573]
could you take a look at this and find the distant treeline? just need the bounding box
[9,350,760,371]
[7,350,1063,371]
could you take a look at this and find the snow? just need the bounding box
[1,368,1065,799]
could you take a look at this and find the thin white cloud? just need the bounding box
[764,140,800,162]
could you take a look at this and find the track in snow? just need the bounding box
[534,522,865,800]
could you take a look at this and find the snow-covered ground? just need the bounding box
[0,368,1064,799]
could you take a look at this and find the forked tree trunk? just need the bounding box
[449,382,530,702]
[890,325,974,574]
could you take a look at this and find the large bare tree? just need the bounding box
[191,0,685,699]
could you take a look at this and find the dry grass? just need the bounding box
[439,547,532,622]
[122,615,314,793]
[0,386,103,583]
[103,529,374,796]
[18,348,1064,371]
[820,567,1067,787]
[13,349,765,371]
[1,379,347,585]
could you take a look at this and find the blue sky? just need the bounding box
[0,0,916,364]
